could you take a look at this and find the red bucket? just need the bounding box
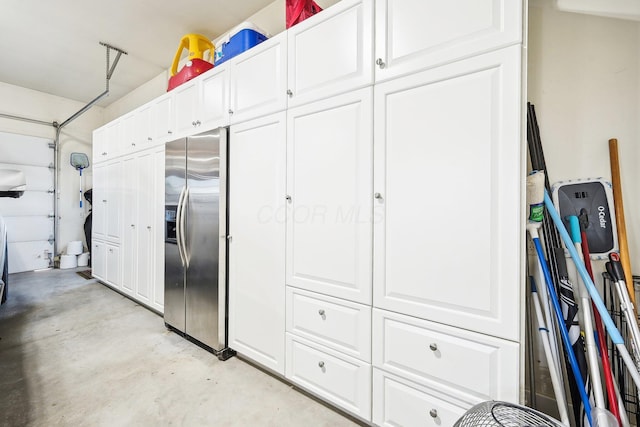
[286,0,323,28]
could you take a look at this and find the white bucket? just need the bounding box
[60,254,78,269]
[67,240,83,255]
[77,252,90,267]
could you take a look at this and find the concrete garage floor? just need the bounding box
[0,268,361,427]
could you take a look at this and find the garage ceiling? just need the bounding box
[0,0,277,107]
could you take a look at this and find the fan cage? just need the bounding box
[453,401,565,427]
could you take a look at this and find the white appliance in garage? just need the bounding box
[0,168,26,303]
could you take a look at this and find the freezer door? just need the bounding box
[164,138,186,332]
[184,129,225,350]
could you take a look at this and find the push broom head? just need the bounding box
[527,170,546,224]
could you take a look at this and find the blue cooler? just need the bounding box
[214,22,269,66]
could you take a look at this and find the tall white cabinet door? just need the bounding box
[228,112,287,374]
[121,155,138,296]
[151,94,174,144]
[151,147,165,312]
[229,32,287,125]
[373,46,522,341]
[92,163,106,240]
[136,152,155,305]
[199,63,230,130]
[287,0,373,108]
[173,80,199,137]
[287,88,373,304]
[374,0,522,82]
[105,161,122,242]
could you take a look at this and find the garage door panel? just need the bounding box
[0,192,54,217]
[0,133,52,167]
[0,131,54,273]
[8,241,52,273]
[0,162,54,191]
[4,217,53,243]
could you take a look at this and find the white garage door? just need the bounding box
[0,131,54,273]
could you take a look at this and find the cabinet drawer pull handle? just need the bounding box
[376,58,386,69]
[429,343,438,352]
[318,361,325,368]
[318,309,325,316]
[429,409,438,418]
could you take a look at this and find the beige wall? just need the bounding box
[528,1,640,270]
[0,81,104,256]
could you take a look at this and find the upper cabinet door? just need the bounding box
[172,80,199,137]
[230,32,288,125]
[374,0,523,83]
[199,63,230,130]
[150,94,174,143]
[287,0,373,108]
[287,88,373,305]
[373,46,522,341]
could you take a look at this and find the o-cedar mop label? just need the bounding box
[529,203,544,223]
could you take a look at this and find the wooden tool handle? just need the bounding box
[609,138,636,306]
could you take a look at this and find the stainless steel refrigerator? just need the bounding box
[164,127,234,360]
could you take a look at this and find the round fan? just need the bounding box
[454,401,565,427]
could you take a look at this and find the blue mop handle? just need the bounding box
[530,232,592,425]
[544,190,624,344]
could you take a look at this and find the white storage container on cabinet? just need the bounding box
[286,333,371,420]
[286,87,373,304]
[373,45,522,340]
[287,0,373,107]
[228,112,286,374]
[374,0,523,82]
[372,309,519,404]
[229,32,287,124]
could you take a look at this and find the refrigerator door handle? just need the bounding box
[182,187,191,268]
[176,185,187,267]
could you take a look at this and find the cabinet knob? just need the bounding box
[374,192,383,200]
[168,130,173,134]
[131,142,136,146]
[147,226,151,230]
[196,120,201,126]
[287,89,293,97]
[102,199,107,203]
[228,109,234,115]
[318,361,325,368]
[131,224,135,228]
[147,137,152,141]
[318,309,325,316]
[102,152,107,156]
[429,343,438,352]
[429,409,438,418]
[285,195,292,202]
[192,121,197,126]
[376,58,386,69]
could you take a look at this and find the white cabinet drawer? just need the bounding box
[286,287,371,362]
[373,368,469,427]
[286,334,371,420]
[373,309,519,403]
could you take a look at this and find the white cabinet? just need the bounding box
[93,160,122,244]
[286,88,373,304]
[121,155,138,297]
[92,240,106,281]
[373,45,522,340]
[104,119,123,160]
[229,32,287,124]
[135,151,154,304]
[373,369,469,427]
[286,333,371,419]
[372,309,519,404]
[287,0,373,107]
[173,64,229,137]
[92,126,108,163]
[150,94,174,143]
[374,0,523,82]
[228,112,286,374]
[106,243,121,288]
